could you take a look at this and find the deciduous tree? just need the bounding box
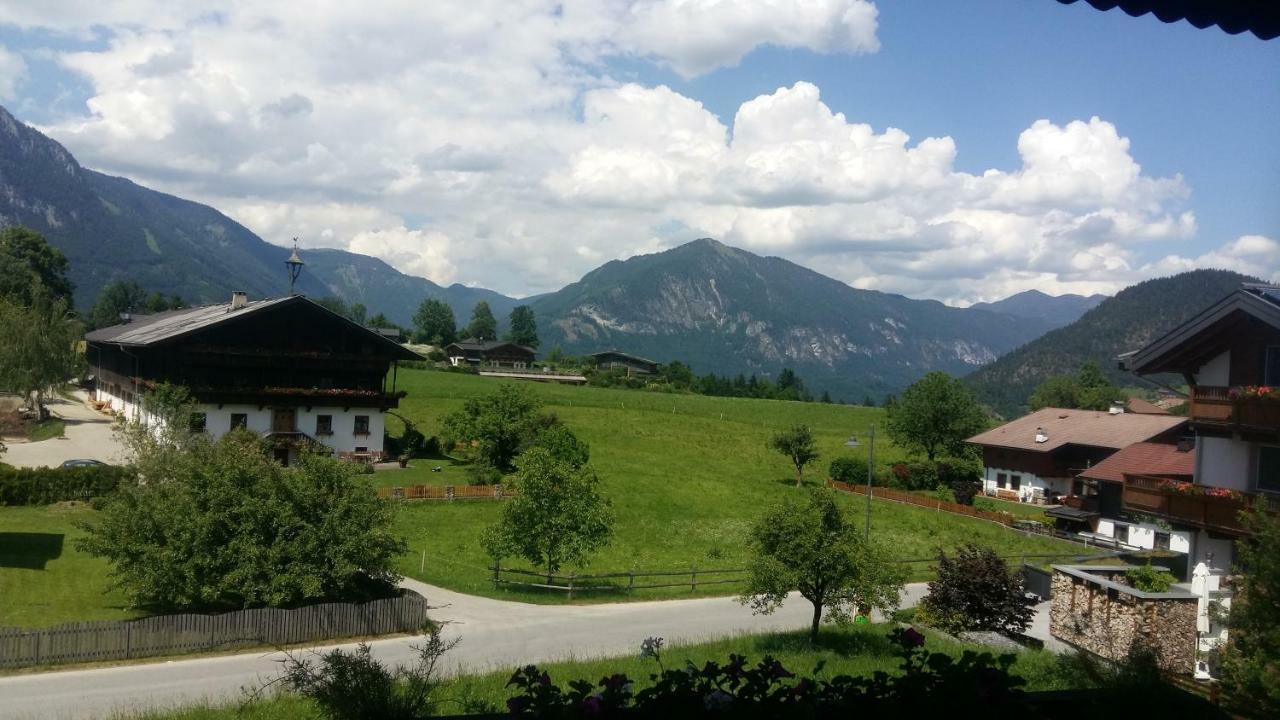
[0,226,74,305]
[465,300,497,341]
[506,305,539,348]
[1029,361,1121,411]
[884,371,987,461]
[412,298,457,346]
[0,293,83,419]
[440,383,543,472]
[769,424,819,486]
[741,490,906,642]
[1220,510,1280,717]
[918,544,1034,635]
[88,280,148,329]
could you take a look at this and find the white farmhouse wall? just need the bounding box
[982,465,1070,502]
[1198,351,1231,385]
[1196,436,1252,491]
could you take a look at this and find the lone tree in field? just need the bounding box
[413,298,457,346]
[465,300,498,341]
[741,490,906,643]
[769,424,820,486]
[884,371,987,461]
[482,447,614,580]
[918,544,1034,635]
[506,305,539,348]
[440,383,544,472]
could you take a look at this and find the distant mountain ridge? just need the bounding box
[965,269,1260,417]
[528,239,1056,400]
[0,105,518,325]
[970,289,1107,330]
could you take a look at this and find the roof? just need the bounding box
[1046,506,1099,522]
[1077,441,1195,483]
[1126,397,1170,415]
[445,339,536,354]
[1123,284,1280,375]
[589,349,660,365]
[967,407,1187,453]
[85,295,420,360]
[1056,0,1280,40]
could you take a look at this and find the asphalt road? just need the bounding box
[0,579,930,719]
[1,393,127,468]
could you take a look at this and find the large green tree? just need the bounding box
[79,430,407,610]
[0,293,83,419]
[1028,361,1121,411]
[412,298,457,346]
[465,300,498,341]
[0,226,74,306]
[481,446,614,579]
[885,371,988,461]
[439,383,544,472]
[741,490,907,642]
[769,424,820,487]
[1221,510,1280,716]
[88,280,148,329]
[505,305,539,348]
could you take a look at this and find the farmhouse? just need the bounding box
[589,349,661,376]
[86,292,420,465]
[444,339,537,369]
[967,407,1187,504]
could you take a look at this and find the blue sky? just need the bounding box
[0,1,1276,301]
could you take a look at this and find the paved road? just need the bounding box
[0,580,929,720]
[1,393,127,468]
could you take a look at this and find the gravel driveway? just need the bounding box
[1,391,128,468]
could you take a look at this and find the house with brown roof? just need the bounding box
[967,406,1187,504]
[1075,441,1196,552]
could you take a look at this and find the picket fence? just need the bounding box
[826,479,1016,525]
[377,484,512,501]
[0,592,429,669]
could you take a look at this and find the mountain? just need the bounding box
[966,269,1260,418]
[970,290,1107,330]
[0,105,516,326]
[530,239,1055,401]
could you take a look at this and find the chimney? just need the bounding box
[118,311,132,324]
[1109,401,1125,415]
[1034,427,1048,444]
[230,291,248,311]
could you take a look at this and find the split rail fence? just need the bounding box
[491,562,748,599]
[378,484,513,501]
[0,592,429,669]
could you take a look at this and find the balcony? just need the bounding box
[1191,386,1280,434]
[1121,474,1275,535]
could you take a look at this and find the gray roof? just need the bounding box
[446,339,536,354]
[85,295,420,359]
[589,348,660,365]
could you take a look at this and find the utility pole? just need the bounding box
[865,424,875,541]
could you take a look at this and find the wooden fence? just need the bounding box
[492,562,748,598]
[826,479,1016,526]
[0,592,429,669]
[377,484,513,501]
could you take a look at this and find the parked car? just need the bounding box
[60,459,106,468]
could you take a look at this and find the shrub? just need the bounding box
[0,464,135,505]
[828,455,865,484]
[466,461,504,486]
[919,544,1034,635]
[1125,564,1176,593]
[950,479,981,506]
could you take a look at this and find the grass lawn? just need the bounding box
[388,370,1096,602]
[974,495,1052,522]
[0,503,138,628]
[124,623,1089,719]
[26,418,66,442]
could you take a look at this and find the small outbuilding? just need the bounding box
[444,339,537,369]
[589,349,661,376]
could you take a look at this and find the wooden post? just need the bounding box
[493,560,500,585]
[692,564,698,592]
[629,570,635,594]
[125,623,132,659]
[568,572,576,601]
[446,485,455,501]
[420,549,426,574]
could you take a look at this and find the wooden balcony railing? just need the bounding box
[1122,474,1275,534]
[1190,386,1280,432]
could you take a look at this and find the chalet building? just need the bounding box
[1118,283,1280,573]
[589,349,661,376]
[444,339,536,369]
[86,292,420,465]
[1073,441,1196,551]
[967,407,1187,504]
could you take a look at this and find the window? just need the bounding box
[316,415,333,435]
[230,413,248,430]
[1266,346,1280,386]
[354,415,370,435]
[996,473,1007,489]
[1259,446,1280,494]
[1009,475,1022,490]
[189,412,207,433]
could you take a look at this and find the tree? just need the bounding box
[88,280,148,329]
[769,424,819,486]
[741,490,907,642]
[884,372,988,461]
[506,305,539,348]
[1220,510,1280,717]
[1029,361,1120,411]
[79,431,407,609]
[412,298,456,346]
[143,291,184,314]
[482,447,614,579]
[0,226,74,305]
[661,360,693,387]
[532,424,590,469]
[465,300,498,341]
[349,302,368,326]
[314,295,352,319]
[918,544,1034,635]
[0,293,83,419]
[367,312,394,329]
[439,384,543,472]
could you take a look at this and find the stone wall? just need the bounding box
[1049,567,1198,674]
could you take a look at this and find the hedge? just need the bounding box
[0,464,136,505]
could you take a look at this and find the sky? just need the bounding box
[0,0,1276,304]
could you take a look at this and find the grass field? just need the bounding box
[26,418,66,442]
[385,370,1094,601]
[124,623,1088,719]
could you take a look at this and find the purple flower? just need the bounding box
[903,628,926,648]
[581,696,604,717]
[768,660,794,679]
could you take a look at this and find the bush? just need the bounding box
[466,461,504,485]
[1125,564,1176,593]
[950,479,981,506]
[919,544,1035,635]
[829,455,865,484]
[0,464,135,505]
